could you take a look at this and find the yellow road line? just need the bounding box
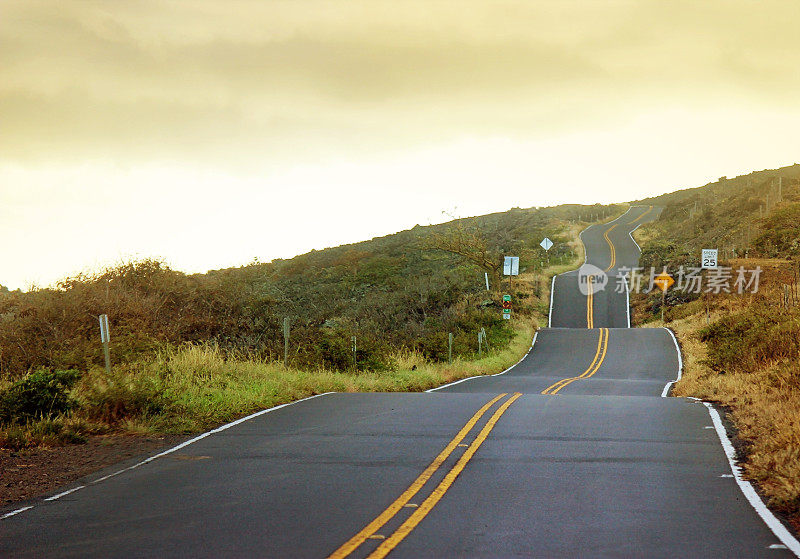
[586,274,594,329]
[549,328,608,394]
[327,393,507,559]
[540,329,604,395]
[603,223,618,271]
[630,205,654,224]
[367,393,523,559]
[541,329,608,395]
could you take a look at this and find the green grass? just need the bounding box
[1,205,604,449]
[144,320,536,432]
[0,321,535,446]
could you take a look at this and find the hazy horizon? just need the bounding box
[3,1,800,290]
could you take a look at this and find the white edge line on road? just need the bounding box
[44,486,85,502]
[0,506,33,520]
[661,329,799,555]
[623,219,645,329]
[91,391,337,483]
[661,327,683,398]
[628,223,643,252]
[1,391,337,521]
[624,273,631,328]
[550,206,636,328]
[426,331,539,392]
[703,402,800,557]
[579,227,589,265]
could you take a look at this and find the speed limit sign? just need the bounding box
[701,249,718,269]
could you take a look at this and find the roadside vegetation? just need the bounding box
[632,162,800,529]
[0,203,608,450]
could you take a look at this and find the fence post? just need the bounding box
[99,314,111,375]
[283,317,290,367]
[448,332,453,365]
[352,336,357,370]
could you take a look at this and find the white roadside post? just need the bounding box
[99,314,111,375]
[448,333,453,364]
[283,317,290,367]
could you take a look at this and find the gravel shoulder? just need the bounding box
[1,434,189,507]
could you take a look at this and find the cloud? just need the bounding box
[3,1,800,289]
[3,0,800,168]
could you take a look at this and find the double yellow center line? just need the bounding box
[599,206,653,274]
[329,392,521,559]
[541,328,609,395]
[603,223,618,271]
[586,274,594,329]
[590,206,653,325]
[630,205,654,224]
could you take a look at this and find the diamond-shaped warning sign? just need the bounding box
[653,273,674,292]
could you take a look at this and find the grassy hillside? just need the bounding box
[635,163,800,262]
[632,162,800,529]
[0,202,618,447]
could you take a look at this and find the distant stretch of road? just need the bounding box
[2,206,797,558]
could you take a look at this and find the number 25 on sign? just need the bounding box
[702,249,718,269]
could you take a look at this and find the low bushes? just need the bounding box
[0,320,535,448]
[76,368,172,424]
[0,368,80,424]
[699,308,800,374]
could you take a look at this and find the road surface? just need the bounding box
[2,206,796,558]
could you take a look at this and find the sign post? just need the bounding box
[503,256,519,276]
[653,271,674,323]
[99,314,111,375]
[502,294,512,320]
[540,237,553,267]
[352,336,357,370]
[701,249,717,325]
[504,256,519,290]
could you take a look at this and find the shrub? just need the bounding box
[77,368,171,424]
[753,204,800,257]
[0,425,28,450]
[0,369,80,424]
[700,309,800,373]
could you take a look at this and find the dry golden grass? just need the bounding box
[653,267,800,526]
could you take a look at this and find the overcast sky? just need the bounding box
[2,1,800,289]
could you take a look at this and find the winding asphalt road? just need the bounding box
[2,206,797,557]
